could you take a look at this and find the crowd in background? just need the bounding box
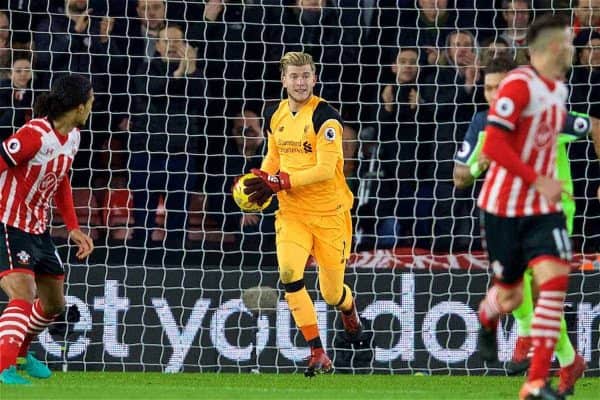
[0,0,599,253]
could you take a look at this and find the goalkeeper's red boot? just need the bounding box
[341,300,363,340]
[558,354,586,396]
[507,336,532,375]
[519,379,564,400]
[304,347,332,377]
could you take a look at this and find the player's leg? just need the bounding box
[477,211,525,363]
[519,213,572,399]
[275,212,328,376]
[0,272,35,384]
[556,317,586,396]
[0,224,38,384]
[18,232,68,379]
[555,208,586,396]
[16,274,64,379]
[312,211,361,339]
[507,268,533,374]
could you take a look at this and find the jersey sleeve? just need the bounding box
[559,111,592,144]
[0,125,42,168]
[455,112,486,165]
[288,102,343,187]
[486,78,530,132]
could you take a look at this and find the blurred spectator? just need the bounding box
[499,0,531,65]
[204,107,276,250]
[478,36,512,68]
[573,0,600,36]
[129,24,206,246]
[34,0,123,187]
[400,0,468,66]
[570,29,600,117]
[364,47,433,249]
[0,10,9,79]
[190,0,264,108]
[121,0,167,74]
[420,29,484,250]
[0,51,34,139]
[262,0,341,101]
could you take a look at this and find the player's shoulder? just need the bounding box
[16,118,52,136]
[312,98,343,133]
[500,67,535,88]
[263,101,283,133]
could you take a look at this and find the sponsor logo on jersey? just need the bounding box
[495,97,514,118]
[324,127,336,142]
[39,172,58,193]
[302,141,313,153]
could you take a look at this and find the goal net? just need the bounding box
[0,0,598,374]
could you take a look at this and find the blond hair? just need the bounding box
[279,52,316,74]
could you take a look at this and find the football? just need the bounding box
[232,173,273,212]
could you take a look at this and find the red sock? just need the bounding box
[18,299,58,357]
[479,285,502,331]
[528,275,568,382]
[0,299,32,372]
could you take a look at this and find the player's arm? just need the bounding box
[453,113,486,188]
[286,120,341,186]
[590,116,600,158]
[55,173,94,260]
[0,126,42,172]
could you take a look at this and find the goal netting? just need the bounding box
[0,0,598,374]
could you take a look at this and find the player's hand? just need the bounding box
[478,154,490,172]
[244,168,291,205]
[534,175,563,204]
[597,185,600,201]
[69,229,94,260]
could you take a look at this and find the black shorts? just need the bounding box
[0,224,64,279]
[480,211,571,285]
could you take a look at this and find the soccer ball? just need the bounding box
[232,173,272,212]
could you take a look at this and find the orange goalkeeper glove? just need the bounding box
[244,168,291,205]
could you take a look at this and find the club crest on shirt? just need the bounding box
[39,172,58,193]
[7,138,21,154]
[16,250,31,265]
[324,127,336,142]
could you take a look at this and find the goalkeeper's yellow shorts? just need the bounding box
[274,209,352,284]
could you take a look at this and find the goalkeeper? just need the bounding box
[454,55,600,395]
[244,52,361,377]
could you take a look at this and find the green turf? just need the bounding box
[0,372,598,399]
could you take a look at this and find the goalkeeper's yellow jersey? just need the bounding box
[261,95,353,216]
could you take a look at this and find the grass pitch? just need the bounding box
[0,372,598,399]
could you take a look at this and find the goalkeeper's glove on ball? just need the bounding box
[244,168,291,205]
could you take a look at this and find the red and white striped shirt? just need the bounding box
[478,66,568,217]
[0,118,80,234]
